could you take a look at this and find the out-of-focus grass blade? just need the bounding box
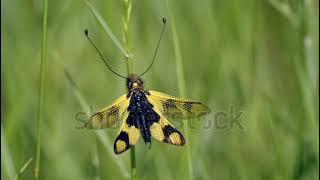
[294,59,319,159]
[34,0,48,178]
[155,152,173,180]
[84,0,130,58]
[268,0,297,26]
[265,108,289,180]
[64,68,129,179]
[64,70,90,116]
[91,152,101,180]
[96,131,129,179]
[166,1,193,179]
[12,157,33,180]
[1,126,16,179]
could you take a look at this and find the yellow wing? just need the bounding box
[114,111,140,154]
[146,90,210,119]
[149,104,185,145]
[86,94,129,129]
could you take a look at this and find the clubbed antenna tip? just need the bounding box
[162,17,166,24]
[138,17,167,77]
[84,28,127,79]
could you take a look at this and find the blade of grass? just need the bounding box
[91,152,101,180]
[268,0,297,26]
[166,1,193,179]
[64,70,90,115]
[84,0,130,58]
[34,0,48,179]
[13,157,33,180]
[63,69,130,179]
[1,126,16,179]
[95,131,130,179]
[122,0,136,179]
[294,58,319,161]
[302,0,319,160]
[130,147,136,180]
[265,107,289,180]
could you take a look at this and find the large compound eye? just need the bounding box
[128,82,132,89]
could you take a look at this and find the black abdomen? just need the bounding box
[127,90,160,144]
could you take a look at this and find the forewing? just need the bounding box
[114,111,140,154]
[86,94,129,129]
[146,90,210,119]
[149,105,185,146]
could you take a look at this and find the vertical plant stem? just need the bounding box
[123,0,133,74]
[302,0,318,159]
[166,1,193,179]
[34,0,48,179]
[122,0,136,179]
[130,147,136,180]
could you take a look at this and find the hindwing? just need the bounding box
[114,111,141,154]
[149,103,185,146]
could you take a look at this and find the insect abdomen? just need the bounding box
[127,90,160,144]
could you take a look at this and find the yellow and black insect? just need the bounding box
[83,18,210,154]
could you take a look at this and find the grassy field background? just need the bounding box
[1,0,319,179]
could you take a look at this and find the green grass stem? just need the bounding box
[302,0,319,159]
[84,0,130,58]
[166,1,193,179]
[122,0,136,179]
[34,0,48,179]
[13,157,33,180]
[268,0,297,26]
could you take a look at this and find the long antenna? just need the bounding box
[84,29,127,79]
[139,18,167,77]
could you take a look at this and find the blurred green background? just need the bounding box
[1,0,319,179]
